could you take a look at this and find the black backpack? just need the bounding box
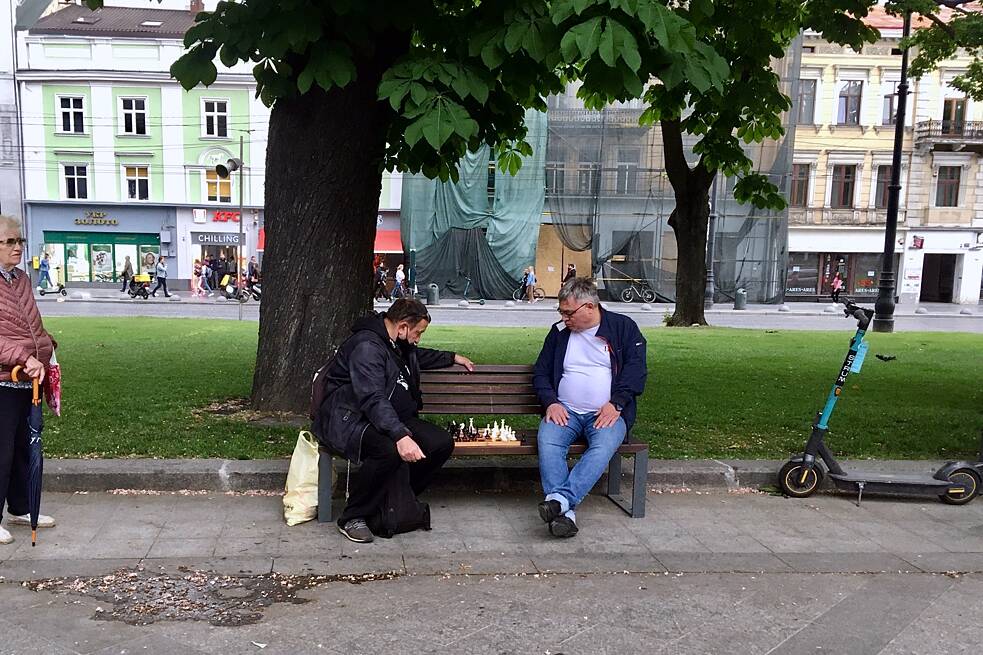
[310,348,339,422]
[367,462,431,538]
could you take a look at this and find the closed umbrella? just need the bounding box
[11,366,44,547]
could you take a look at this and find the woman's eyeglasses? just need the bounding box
[0,238,26,247]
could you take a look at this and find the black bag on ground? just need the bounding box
[367,462,431,538]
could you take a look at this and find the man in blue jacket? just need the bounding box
[533,277,647,537]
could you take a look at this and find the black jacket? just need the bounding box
[532,307,647,431]
[315,313,455,462]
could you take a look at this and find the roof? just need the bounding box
[30,4,196,39]
[863,3,983,30]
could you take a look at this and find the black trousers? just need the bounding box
[338,417,453,526]
[0,387,31,520]
[151,278,169,296]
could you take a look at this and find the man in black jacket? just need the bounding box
[316,299,474,543]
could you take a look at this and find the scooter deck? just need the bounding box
[829,471,952,495]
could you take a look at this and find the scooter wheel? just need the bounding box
[940,468,980,505]
[60,288,67,296]
[38,289,45,296]
[778,461,823,498]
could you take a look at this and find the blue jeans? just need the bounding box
[537,409,626,516]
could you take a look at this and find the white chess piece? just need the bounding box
[491,421,500,441]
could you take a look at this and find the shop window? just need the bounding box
[836,81,862,126]
[119,97,147,136]
[58,96,85,134]
[789,164,810,207]
[830,165,856,208]
[874,165,892,209]
[63,164,88,200]
[202,99,229,138]
[65,243,90,282]
[785,252,819,296]
[936,166,961,207]
[206,170,232,203]
[92,244,114,282]
[797,80,816,124]
[125,166,150,200]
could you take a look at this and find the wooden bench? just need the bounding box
[318,364,648,522]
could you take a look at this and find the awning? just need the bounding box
[374,229,403,254]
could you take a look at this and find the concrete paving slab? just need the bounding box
[656,552,793,573]
[776,552,921,573]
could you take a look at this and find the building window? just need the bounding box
[545,163,565,194]
[577,148,600,195]
[837,81,862,126]
[830,165,856,208]
[874,165,892,209]
[63,164,88,199]
[58,96,85,134]
[202,100,229,138]
[797,80,816,124]
[124,165,150,200]
[486,160,496,210]
[936,166,961,207]
[882,83,897,125]
[615,148,640,195]
[789,163,810,207]
[942,98,966,135]
[206,170,232,203]
[119,97,147,135]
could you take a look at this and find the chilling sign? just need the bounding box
[192,232,240,245]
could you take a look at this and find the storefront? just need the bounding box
[785,251,901,299]
[176,207,263,280]
[26,204,174,285]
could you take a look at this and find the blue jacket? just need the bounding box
[532,307,647,431]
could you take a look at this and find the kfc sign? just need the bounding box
[213,211,240,223]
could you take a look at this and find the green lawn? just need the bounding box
[40,317,983,460]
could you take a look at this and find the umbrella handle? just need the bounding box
[10,366,41,405]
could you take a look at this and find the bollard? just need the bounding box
[426,283,440,306]
[734,288,747,310]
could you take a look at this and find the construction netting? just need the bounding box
[400,46,797,302]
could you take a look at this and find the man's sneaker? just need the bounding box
[548,516,579,538]
[538,499,562,524]
[7,514,55,528]
[338,518,373,543]
[0,525,12,544]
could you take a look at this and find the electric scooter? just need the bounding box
[778,296,982,506]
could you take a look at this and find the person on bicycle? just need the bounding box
[526,267,538,303]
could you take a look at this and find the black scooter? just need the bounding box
[778,296,982,506]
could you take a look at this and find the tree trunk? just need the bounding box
[667,198,709,326]
[251,49,405,413]
[660,119,711,327]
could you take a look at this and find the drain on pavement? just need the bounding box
[24,566,400,626]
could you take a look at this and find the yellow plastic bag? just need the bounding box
[283,430,322,526]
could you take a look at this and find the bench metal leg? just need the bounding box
[317,451,334,523]
[604,450,647,518]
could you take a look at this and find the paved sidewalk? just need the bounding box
[1,489,982,654]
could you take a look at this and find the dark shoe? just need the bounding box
[548,516,578,538]
[338,518,374,543]
[538,499,562,524]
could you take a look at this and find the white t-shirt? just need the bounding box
[395,270,405,285]
[557,324,612,414]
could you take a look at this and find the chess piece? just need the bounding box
[491,421,500,441]
[468,418,477,441]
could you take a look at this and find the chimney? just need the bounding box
[189,0,204,15]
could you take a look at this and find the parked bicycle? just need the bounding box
[619,279,657,303]
[512,285,545,301]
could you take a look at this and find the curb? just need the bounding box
[40,457,955,493]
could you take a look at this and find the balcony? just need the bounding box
[914,120,983,152]
[547,108,646,129]
[788,208,906,226]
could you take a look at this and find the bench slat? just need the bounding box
[425,404,543,415]
[425,393,539,405]
[425,364,534,374]
[421,373,535,384]
[421,383,536,395]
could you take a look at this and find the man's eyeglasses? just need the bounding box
[558,302,591,319]
[0,238,26,247]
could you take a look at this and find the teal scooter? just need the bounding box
[778,296,981,506]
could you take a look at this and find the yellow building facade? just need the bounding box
[790,19,983,305]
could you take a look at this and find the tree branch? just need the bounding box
[661,119,690,197]
[923,11,957,38]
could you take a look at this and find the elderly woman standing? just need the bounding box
[0,215,56,544]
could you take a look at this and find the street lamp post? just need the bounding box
[873,12,911,333]
[216,135,245,321]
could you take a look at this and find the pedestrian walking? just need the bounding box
[200,259,213,296]
[0,215,57,545]
[151,255,171,298]
[563,263,577,284]
[120,255,133,293]
[526,266,538,303]
[38,253,52,290]
[374,263,390,301]
[393,264,406,298]
[830,271,844,302]
[191,259,205,297]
